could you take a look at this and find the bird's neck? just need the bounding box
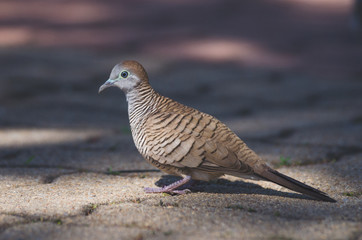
[126,82,157,124]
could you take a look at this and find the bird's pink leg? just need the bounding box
[144,176,192,194]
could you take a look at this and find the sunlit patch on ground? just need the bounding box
[0,128,107,148]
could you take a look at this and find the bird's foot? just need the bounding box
[144,176,192,195]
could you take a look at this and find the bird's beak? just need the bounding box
[98,79,116,93]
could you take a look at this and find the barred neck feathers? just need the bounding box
[126,82,158,125]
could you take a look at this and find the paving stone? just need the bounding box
[0,214,27,232]
[0,170,164,217]
[0,168,75,191]
[226,108,361,139]
[0,137,153,172]
[0,222,151,240]
[57,202,360,240]
[245,140,341,167]
[1,152,360,220]
[276,124,362,147]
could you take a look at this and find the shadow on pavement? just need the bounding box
[155,175,313,201]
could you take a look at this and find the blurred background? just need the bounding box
[0,0,361,170]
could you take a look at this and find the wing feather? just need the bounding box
[144,107,255,176]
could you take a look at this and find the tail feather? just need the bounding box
[256,167,336,202]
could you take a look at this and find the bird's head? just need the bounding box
[99,60,149,93]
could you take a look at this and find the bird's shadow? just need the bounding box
[155,175,313,201]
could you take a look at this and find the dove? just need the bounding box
[99,60,336,202]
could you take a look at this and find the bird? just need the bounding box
[99,60,336,202]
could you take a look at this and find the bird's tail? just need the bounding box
[256,166,336,202]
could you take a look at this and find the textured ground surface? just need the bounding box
[1,0,362,240]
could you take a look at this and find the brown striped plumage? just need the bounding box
[99,60,336,202]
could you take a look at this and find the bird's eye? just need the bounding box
[120,71,129,78]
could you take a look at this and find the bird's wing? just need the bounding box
[144,108,254,175]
